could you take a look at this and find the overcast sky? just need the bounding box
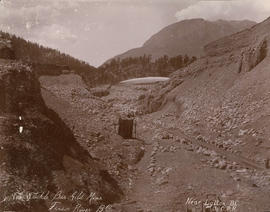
[0,0,270,67]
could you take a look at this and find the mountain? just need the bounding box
[109,19,256,62]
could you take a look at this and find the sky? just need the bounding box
[0,0,270,67]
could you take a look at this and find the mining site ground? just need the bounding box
[39,74,270,212]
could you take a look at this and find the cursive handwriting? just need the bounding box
[186,197,238,211]
[1,190,111,212]
[1,191,50,203]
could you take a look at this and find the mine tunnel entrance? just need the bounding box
[118,118,136,139]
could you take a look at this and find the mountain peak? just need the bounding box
[109,19,255,63]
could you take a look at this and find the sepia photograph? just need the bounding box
[0,0,270,211]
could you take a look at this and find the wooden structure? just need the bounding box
[118,118,136,139]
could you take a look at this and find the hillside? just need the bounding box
[0,31,103,87]
[99,54,197,84]
[109,19,256,62]
[136,17,270,211]
[0,44,123,211]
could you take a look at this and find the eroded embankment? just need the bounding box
[0,62,123,212]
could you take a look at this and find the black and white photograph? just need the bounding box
[0,0,270,211]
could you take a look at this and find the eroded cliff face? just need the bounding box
[0,62,123,212]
